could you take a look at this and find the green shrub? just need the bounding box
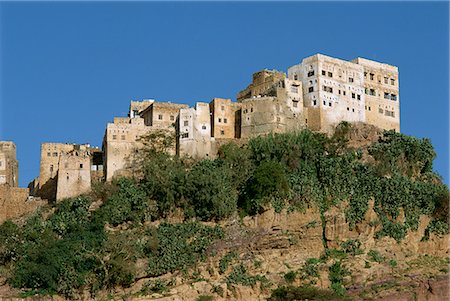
[94,177,150,226]
[141,152,187,217]
[226,264,267,287]
[284,271,297,283]
[328,261,350,296]
[145,223,223,276]
[367,250,384,263]
[340,239,363,256]
[186,160,237,221]
[219,251,237,274]
[240,160,289,215]
[300,258,321,281]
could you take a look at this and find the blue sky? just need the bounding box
[0,1,448,187]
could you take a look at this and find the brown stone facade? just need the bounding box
[30,143,103,202]
[0,186,46,224]
[0,141,18,187]
[103,54,400,178]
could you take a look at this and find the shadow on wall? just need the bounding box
[37,176,58,203]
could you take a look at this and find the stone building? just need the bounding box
[351,58,400,132]
[178,98,242,159]
[0,141,19,187]
[179,102,214,159]
[237,70,305,138]
[103,54,400,177]
[103,100,188,181]
[0,141,46,223]
[30,143,102,201]
[287,54,399,133]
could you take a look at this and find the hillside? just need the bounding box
[0,123,448,300]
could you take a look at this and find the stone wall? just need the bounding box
[0,141,18,187]
[55,149,91,201]
[0,185,46,224]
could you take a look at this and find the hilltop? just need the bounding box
[0,123,448,301]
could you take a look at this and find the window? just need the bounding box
[158,114,163,120]
[307,70,315,77]
[343,91,346,96]
[80,164,83,169]
[370,73,374,80]
[293,101,298,108]
[364,72,367,77]
[384,77,388,84]
[250,108,253,112]
[220,130,225,135]
[329,102,332,107]
[352,108,355,112]
[184,120,188,126]
[347,107,349,111]
[328,72,333,77]
[202,125,207,130]
[294,74,298,80]
[385,110,395,117]
[384,92,390,99]
[369,106,371,111]
[181,133,189,138]
[224,118,228,124]
[221,105,225,111]
[369,89,376,96]
[50,165,54,172]
[323,101,326,105]
[313,100,317,106]
[391,78,395,85]
[352,93,356,99]
[308,87,314,93]
[391,94,397,101]
[113,135,117,140]
[349,77,354,83]
[277,117,281,122]
[322,70,326,75]
[53,152,58,157]
[133,110,139,118]
[121,135,125,140]
[379,108,384,114]
[323,86,332,93]
[291,86,298,93]
[218,118,222,123]
[170,115,175,121]
[47,152,51,157]
[357,94,361,100]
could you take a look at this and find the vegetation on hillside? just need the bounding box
[0,123,448,298]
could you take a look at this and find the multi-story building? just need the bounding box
[103,100,188,180]
[0,141,19,187]
[30,143,102,201]
[101,53,400,181]
[238,70,305,138]
[351,58,400,132]
[288,54,399,132]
